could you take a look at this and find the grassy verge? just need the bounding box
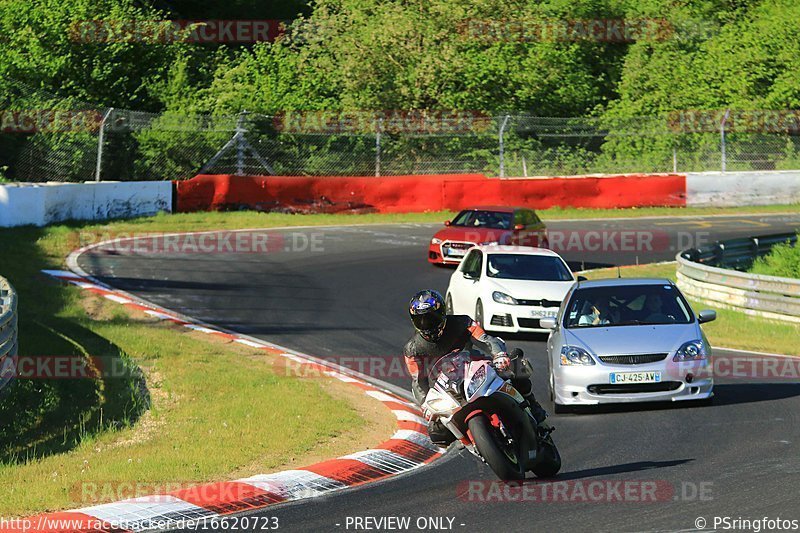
[82,203,800,233]
[0,221,395,516]
[581,262,800,356]
[750,233,800,278]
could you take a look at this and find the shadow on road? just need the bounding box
[553,459,694,481]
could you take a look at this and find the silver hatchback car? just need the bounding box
[541,278,716,411]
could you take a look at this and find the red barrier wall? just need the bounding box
[175,173,686,213]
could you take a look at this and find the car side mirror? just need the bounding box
[698,309,717,324]
[463,271,477,280]
[444,220,451,226]
[539,317,557,330]
[513,224,524,231]
[577,275,587,282]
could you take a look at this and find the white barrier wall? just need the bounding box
[0,182,172,227]
[686,171,800,206]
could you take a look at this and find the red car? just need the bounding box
[427,206,548,265]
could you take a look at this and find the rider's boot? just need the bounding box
[524,393,554,432]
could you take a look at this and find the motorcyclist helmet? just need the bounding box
[409,289,447,342]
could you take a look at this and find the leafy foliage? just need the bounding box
[750,235,800,279]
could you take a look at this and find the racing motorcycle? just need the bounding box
[422,349,561,480]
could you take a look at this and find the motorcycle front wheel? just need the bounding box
[468,415,526,480]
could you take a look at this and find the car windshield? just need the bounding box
[564,284,694,328]
[487,254,573,281]
[451,210,512,230]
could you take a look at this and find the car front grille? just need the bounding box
[517,318,541,329]
[441,241,474,259]
[598,353,669,365]
[587,382,682,394]
[516,299,561,308]
[443,241,473,250]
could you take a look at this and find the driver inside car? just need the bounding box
[403,289,552,446]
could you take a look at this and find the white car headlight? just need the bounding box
[673,340,707,362]
[431,237,442,245]
[560,345,596,366]
[492,291,518,305]
[466,365,487,397]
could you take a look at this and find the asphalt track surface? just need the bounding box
[77,213,800,533]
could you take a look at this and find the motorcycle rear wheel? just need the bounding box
[468,415,526,480]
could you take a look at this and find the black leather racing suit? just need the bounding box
[403,315,546,444]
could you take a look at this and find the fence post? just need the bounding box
[375,118,382,177]
[236,111,247,176]
[720,108,730,172]
[672,146,677,173]
[95,108,113,182]
[499,115,510,178]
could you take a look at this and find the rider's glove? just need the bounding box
[493,352,511,372]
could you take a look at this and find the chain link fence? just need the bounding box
[3,80,800,182]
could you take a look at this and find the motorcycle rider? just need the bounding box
[403,289,551,446]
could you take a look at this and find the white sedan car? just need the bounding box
[445,245,579,333]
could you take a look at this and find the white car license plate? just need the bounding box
[610,371,662,384]
[444,247,466,257]
[531,309,557,318]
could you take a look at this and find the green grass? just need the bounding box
[750,233,800,278]
[0,221,382,516]
[581,262,800,356]
[104,203,800,232]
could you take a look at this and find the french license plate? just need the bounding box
[530,309,557,318]
[610,371,662,384]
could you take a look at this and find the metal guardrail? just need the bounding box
[0,275,17,390]
[677,233,800,323]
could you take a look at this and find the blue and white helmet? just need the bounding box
[409,289,447,342]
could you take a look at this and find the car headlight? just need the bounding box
[492,291,518,305]
[673,340,707,362]
[560,346,595,366]
[466,365,487,397]
[431,238,442,245]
